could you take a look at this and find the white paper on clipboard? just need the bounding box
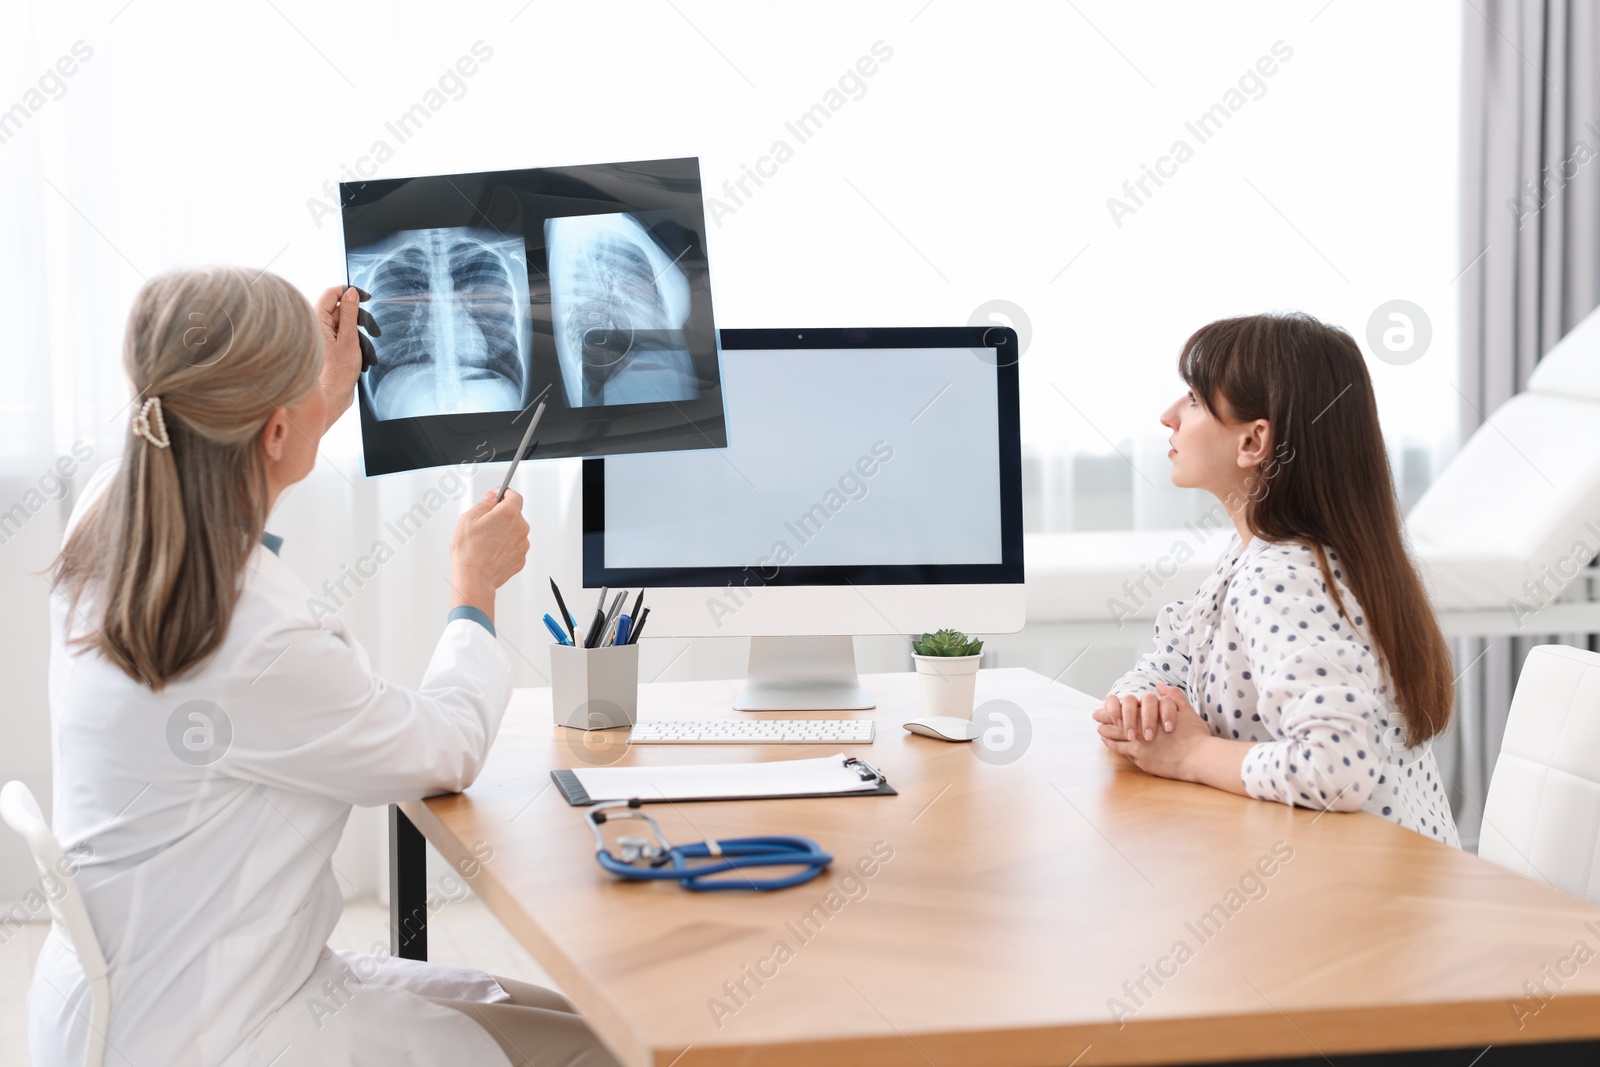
[566,752,882,803]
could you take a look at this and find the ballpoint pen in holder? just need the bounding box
[549,578,576,645]
[601,592,627,641]
[543,614,573,646]
[626,606,650,644]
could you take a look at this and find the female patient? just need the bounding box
[37,267,620,1066]
[1095,313,1459,845]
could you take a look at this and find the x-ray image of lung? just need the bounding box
[349,226,532,421]
[341,157,727,475]
[546,213,699,408]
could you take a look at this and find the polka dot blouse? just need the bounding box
[1110,532,1460,846]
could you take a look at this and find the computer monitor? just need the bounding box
[583,326,1024,710]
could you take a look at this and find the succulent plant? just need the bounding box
[912,628,983,657]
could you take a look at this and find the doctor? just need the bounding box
[36,267,621,1066]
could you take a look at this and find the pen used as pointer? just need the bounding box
[495,383,553,502]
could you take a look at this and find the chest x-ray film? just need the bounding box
[350,227,532,421]
[339,157,725,475]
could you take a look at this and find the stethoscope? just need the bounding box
[586,799,833,891]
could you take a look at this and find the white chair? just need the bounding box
[1478,645,1600,902]
[1,781,110,1067]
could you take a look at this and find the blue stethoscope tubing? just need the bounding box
[594,836,832,891]
[587,801,833,891]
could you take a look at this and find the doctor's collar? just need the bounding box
[260,531,283,557]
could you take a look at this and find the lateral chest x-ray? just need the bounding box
[547,212,697,409]
[339,157,726,476]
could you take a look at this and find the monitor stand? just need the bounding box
[733,636,877,711]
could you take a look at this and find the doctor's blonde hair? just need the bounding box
[52,267,322,690]
[1179,312,1453,747]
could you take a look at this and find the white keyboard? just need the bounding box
[627,720,876,745]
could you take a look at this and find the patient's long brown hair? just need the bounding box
[1179,313,1452,746]
[51,267,322,690]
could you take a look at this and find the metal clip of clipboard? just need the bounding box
[843,757,886,785]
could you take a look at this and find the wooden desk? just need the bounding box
[392,669,1600,1066]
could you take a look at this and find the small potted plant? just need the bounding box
[911,629,984,716]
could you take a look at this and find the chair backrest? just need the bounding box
[1479,645,1600,903]
[1,781,109,1067]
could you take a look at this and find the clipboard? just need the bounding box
[551,753,897,806]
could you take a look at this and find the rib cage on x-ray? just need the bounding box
[350,227,531,421]
[547,213,698,408]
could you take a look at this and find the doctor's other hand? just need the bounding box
[314,285,374,431]
[450,489,531,620]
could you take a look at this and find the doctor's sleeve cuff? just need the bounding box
[447,605,495,637]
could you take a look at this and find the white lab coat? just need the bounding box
[30,462,519,1067]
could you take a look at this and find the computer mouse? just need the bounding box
[902,716,982,742]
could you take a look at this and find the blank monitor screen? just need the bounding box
[586,327,1022,588]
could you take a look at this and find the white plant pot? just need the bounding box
[912,654,981,717]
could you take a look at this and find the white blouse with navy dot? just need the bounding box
[1110,532,1460,846]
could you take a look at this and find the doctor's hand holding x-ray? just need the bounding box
[36,269,616,1067]
[309,282,530,622]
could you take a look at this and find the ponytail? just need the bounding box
[52,267,322,689]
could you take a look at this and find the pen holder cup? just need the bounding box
[551,643,640,731]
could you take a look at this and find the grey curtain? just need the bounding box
[1450,0,1600,845]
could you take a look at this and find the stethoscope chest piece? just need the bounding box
[614,835,665,865]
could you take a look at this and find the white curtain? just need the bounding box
[1449,0,1600,845]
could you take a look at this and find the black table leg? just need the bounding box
[389,804,427,961]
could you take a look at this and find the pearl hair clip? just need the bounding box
[132,396,171,449]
